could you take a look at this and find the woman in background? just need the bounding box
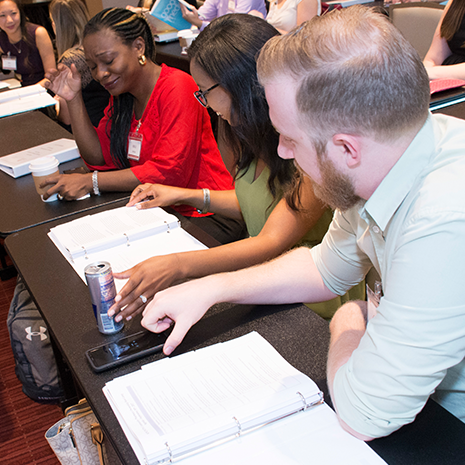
[253,0,320,34]
[108,15,358,324]
[44,8,242,244]
[0,0,55,86]
[49,0,110,127]
[424,0,465,79]
[180,0,266,31]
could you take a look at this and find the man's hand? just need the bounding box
[141,277,219,355]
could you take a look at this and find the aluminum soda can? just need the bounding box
[84,261,124,334]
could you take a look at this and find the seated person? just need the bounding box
[108,15,361,324]
[180,0,266,31]
[423,0,465,79]
[49,0,110,128]
[251,0,320,35]
[140,7,465,439]
[44,8,243,245]
[0,0,55,86]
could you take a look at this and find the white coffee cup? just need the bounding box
[29,156,60,202]
[177,29,198,54]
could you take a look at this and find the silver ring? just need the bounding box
[139,295,147,304]
[57,194,63,200]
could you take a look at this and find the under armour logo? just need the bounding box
[25,326,48,341]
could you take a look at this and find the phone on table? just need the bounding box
[86,330,167,372]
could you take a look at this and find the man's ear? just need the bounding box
[331,134,362,168]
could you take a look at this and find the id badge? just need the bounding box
[228,0,235,12]
[366,280,382,321]
[128,132,143,161]
[2,54,17,71]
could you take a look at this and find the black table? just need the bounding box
[0,111,129,237]
[156,41,190,74]
[5,199,465,465]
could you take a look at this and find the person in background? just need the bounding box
[49,0,110,128]
[180,0,266,31]
[140,7,465,438]
[0,0,55,86]
[44,8,243,245]
[108,14,352,324]
[423,0,465,79]
[250,0,320,34]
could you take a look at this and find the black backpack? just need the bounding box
[7,276,63,403]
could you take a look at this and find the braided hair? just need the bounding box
[84,7,156,169]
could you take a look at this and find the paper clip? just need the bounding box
[165,442,173,463]
[233,416,242,437]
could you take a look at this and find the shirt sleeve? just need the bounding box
[198,0,219,30]
[311,209,372,296]
[333,209,465,438]
[129,72,210,186]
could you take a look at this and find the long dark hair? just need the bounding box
[188,14,301,209]
[0,0,35,69]
[84,8,156,169]
[441,0,465,42]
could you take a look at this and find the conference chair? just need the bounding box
[389,2,445,60]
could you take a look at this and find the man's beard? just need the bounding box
[312,153,362,211]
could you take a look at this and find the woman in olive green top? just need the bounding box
[108,15,361,323]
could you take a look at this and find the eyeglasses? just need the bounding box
[194,83,219,108]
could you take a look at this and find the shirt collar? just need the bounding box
[361,115,435,231]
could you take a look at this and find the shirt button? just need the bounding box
[372,226,380,234]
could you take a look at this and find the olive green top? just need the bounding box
[235,158,333,245]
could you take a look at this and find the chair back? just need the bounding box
[389,2,445,60]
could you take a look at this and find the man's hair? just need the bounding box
[257,6,430,144]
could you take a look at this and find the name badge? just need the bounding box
[366,280,382,321]
[128,132,143,161]
[228,0,235,12]
[2,54,17,71]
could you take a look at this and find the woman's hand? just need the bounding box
[127,183,188,209]
[40,173,92,200]
[108,254,182,322]
[180,4,203,28]
[44,63,82,102]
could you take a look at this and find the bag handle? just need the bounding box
[91,423,105,465]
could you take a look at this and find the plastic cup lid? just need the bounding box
[29,156,59,173]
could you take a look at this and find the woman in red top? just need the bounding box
[44,8,241,242]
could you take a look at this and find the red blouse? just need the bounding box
[86,65,233,217]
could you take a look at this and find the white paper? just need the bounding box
[0,84,56,118]
[48,205,207,292]
[104,332,329,464]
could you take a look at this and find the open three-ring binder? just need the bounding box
[47,205,207,292]
[103,332,326,465]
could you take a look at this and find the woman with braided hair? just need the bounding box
[43,7,242,244]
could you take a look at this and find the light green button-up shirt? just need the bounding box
[311,114,465,437]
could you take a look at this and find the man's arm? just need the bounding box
[141,246,337,355]
[327,301,373,441]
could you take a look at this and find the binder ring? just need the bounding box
[296,391,308,411]
[233,416,242,437]
[82,246,89,260]
[124,233,130,246]
[165,442,173,463]
[164,220,171,233]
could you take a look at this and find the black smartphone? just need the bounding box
[85,330,167,373]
